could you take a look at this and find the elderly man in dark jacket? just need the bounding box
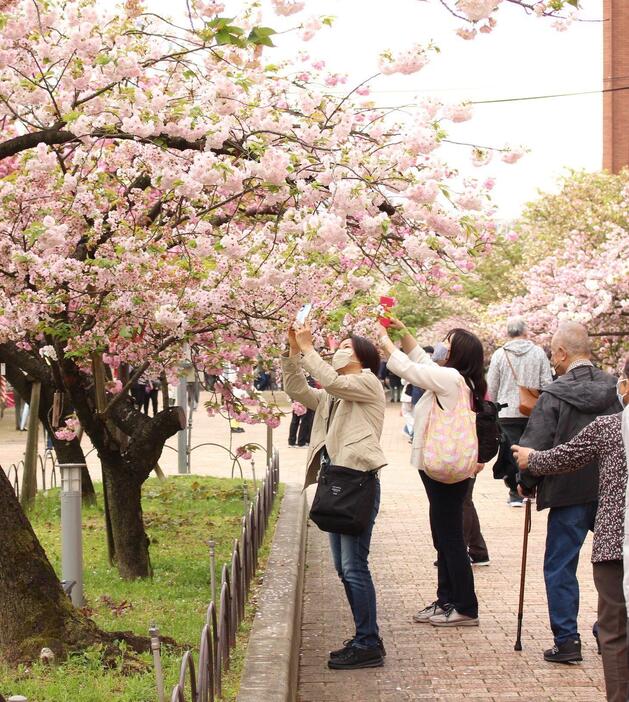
[519,321,621,664]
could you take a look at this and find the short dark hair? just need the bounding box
[351,335,381,376]
[444,328,487,400]
[423,345,435,354]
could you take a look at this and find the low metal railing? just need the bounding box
[4,448,58,500]
[151,448,280,702]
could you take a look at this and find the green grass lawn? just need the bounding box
[0,475,283,702]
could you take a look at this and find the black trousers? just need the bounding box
[463,477,489,561]
[420,471,478,618]
[498,418,528,493]
[288,409,314,446]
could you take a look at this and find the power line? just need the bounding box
[471,83,629,104]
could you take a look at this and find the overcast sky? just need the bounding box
[149,0,604,221]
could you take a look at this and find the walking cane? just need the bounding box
[514,497,532,651]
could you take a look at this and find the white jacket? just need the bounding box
[386,345,468,469]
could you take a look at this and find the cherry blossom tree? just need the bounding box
[0,0,501,581]
[486,172,629,367]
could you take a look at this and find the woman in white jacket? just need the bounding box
[377,318,485,627]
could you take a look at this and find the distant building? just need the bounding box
[604,0,629,172]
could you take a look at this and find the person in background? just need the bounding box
[288,375,316,447]
[488,316,553,506]
[518,321,621,664]
[143,379,160,416]
[513,355,629,702]
[401,382,415,440]
[377,318,484,627]
[387,366,403,403]
[282,324,387,670]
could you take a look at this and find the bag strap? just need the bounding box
[503,347,521,385]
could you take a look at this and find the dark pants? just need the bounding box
[592,561,629,702]
[420,471,478,618]
[544,501,597,645]
[143,388,159,416]
[463,477,489,561]
[499,418,528,496]
[288,409,313,446]
[329,479,380,649]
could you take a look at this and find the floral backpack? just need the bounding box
[423,379,478,484]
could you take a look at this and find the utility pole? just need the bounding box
[603,0,629,172]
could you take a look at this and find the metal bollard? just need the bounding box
[177,377,188,474]
[251,457,257,489]
[209,539,216,604]
[242,483,249,512]
[59,463,84,607]
[149,625,165,702]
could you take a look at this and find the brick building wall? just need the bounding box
[603,0,629,173]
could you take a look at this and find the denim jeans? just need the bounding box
[328,478,380,649]
[544,501,597,645]
[420,471,478,618]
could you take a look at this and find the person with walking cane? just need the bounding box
[516,322,621,663]
[512,355,629,702]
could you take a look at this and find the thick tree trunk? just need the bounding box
[0,464,102,662]
[102,461,150,580]
[1,356,96,505]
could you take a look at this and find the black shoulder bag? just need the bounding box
[308,399,378,536]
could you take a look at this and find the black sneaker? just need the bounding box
[544,638,582,663]
[470,555,490,566]
[593,622,601,655]
[329,637,386,659]
[328,644,384,670]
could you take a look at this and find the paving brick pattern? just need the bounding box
[298,406,606,702]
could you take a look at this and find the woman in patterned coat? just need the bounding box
[513,356,629,702]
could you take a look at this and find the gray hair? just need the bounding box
[553,321,591,356]
[506,316,527,338]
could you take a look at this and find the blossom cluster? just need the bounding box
[0,0,502,425]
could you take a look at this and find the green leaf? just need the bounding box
[248,26,277,47]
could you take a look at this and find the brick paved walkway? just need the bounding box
[297,406,606,702]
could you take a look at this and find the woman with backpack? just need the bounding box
[376,318,486,627]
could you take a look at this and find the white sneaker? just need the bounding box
[430,607,479,627]
[413,601,445,623]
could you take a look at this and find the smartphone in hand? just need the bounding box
[296,303,312,325]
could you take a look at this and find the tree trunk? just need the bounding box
[101,461,151,580]
[1,356,96,505]
[0,464,103,662]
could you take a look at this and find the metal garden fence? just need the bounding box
[5,447,58,500]
[151,447,280,702]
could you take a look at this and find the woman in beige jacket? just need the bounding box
[282,324,387,670]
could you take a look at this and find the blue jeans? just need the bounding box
[544,501,597,645]
[328,479,380,649]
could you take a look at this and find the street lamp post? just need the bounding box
[59,463,84,607]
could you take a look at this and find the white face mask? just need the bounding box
[618,379,628,408]
[332,348,355,371]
